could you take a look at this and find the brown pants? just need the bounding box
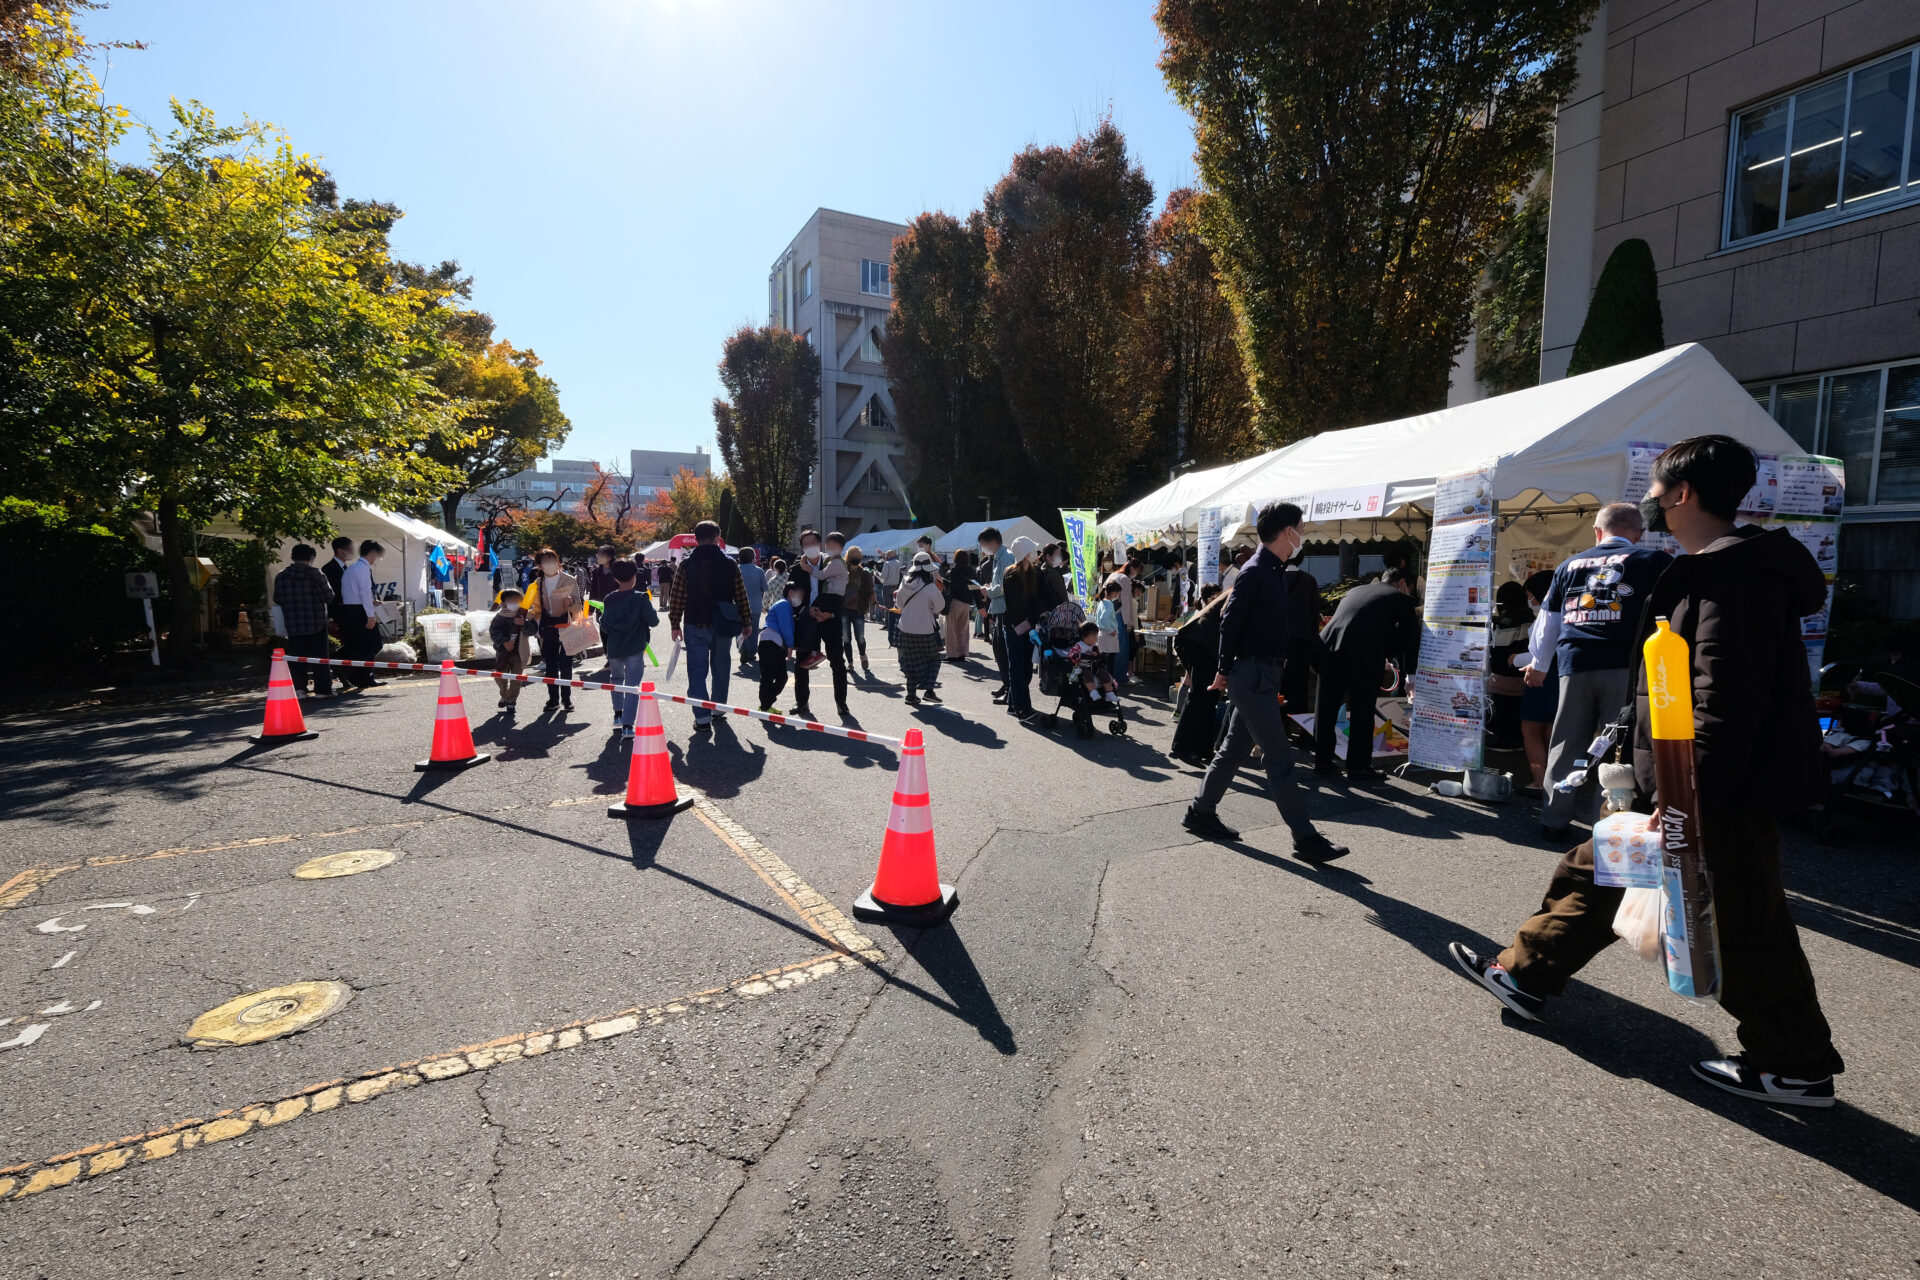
[1498,804,1843,1079]
[494,644,526,704]
[945,600,972,658]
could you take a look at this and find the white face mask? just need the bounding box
[788,594,805,608]
[803,545,821,560]
[1049,555,1064,568]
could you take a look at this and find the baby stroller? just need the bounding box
[1035,600,1126,739]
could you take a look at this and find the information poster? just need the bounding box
[1409,463,1496,772]
[1738,453,1780,520]
[1197,506,1222,587]
[1622,440,1681,555]
[1768,455,1845,685]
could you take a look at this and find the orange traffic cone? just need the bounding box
[853,729,956,925]
[609,682,692,819]
[414,660,491,772]
[248,648,320,745]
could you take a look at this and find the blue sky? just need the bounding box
[89,1,1198,473]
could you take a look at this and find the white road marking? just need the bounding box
[84,902,132,910]
[48,951,75,969]
[39,1000,79,1016]
[34,917,84,934]
[0,1024,49,1051]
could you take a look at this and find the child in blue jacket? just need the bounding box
[757,579,806,711]
[600,560,659,736]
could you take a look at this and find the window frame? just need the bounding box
[1721,42,1920,251]
[1746,359,1918,507]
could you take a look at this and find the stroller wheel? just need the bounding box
[1109,719,1127,736]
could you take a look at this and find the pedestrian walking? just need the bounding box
[895,553,946,705]
[737,547,766,668]
[878,549,904,645]
[843,547,876,679]
[600,560,658,738]
[1001,536,1045,723]
[1312,567,1419,784]
[528,547,584,714]
[756,579,804,712]
[1452,435,1843,1107]
[339,540,387,687]
[586,545,619,605]
[273,544,335,697]
[1525,502,1671,841]
[668,520,752,731]
[1183,502,1349,864]
[489,587,531,712]
[1105,559,1141,684]
[977,529,1015,701]
[944,549,975,661]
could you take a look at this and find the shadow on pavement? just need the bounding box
[909,708,1005,749]
[618,823,829,952]
[870,920,1015,1056]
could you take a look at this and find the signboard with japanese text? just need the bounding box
[1306,484,1389,525]
[1409,463,1496,773]
[1197,506,1222,587]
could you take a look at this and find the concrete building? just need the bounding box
[627,447,711,508]
[768,208,914,537]
[455,448,711,531]
[1540,1,1920,612]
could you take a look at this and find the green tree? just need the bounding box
[0,16,459,659]
[984,118,1159,511]
[712,325,817,545]
[1156,0,1598,440]
[1141,187,1256,483]
[1566,237,1666,376]
[1474,172,1552,394]
[883,211,1029,528]
[421,327,571,535]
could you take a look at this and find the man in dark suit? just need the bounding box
[1313,567,1419,783]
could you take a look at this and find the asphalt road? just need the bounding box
[1,636,1916,1279]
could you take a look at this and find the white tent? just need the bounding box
[204,504,475,621]
[1102,453,1284,544]
[842,525,946,559]
[935,516,1059,557]
[638,540,672,559]
[1108,345,1804,561]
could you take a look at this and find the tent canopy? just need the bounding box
[200,504,475,619]
[842,525,946,558]
[1106,345,1802,550]
[1102,453,1282,543]
[935,516,1059,556]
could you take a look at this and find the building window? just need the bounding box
[861,259,891,296]
[801,263,813,300]
[802,328,812,346]
[860,329,883,364]
[864,466,891,494]
[1747,359,1920,506]
[1725,44,1920,247]
[857,397,891,431]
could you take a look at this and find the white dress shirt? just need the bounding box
[340,557,376,611]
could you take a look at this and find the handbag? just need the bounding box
[559,614,600,656]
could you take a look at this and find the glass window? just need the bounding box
[801,263,813,300]
[860,330,883,364]
[1726,44,1920,245]
[1785,78,1848,224]
[864,466,891,493]
[1731,100,1791,239]
[1826,370,1883,506]
[1844,55,1914,205]
[861,259,891,296]
[1773,378,1823,452]
[1878,365,1920,505]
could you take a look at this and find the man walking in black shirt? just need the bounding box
[1183,502,1349,864]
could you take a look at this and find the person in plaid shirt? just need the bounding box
[273,544,336,696]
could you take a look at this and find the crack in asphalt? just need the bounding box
[474,1072,509,1260]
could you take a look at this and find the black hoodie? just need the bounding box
[1627,525,1826,815]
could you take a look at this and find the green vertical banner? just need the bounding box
[1059,509,1100,604]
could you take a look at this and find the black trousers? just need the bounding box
[795,614,848,709]
[1314,664,1380,775]
[1282,638,1315,710]
[285,629,332,695]
[337,606,379,685]
[1170,684,1220,760]
[758,640,789,709]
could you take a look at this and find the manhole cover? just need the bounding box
[184,981,354,1049]
[292,849,401,880]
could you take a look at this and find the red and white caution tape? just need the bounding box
[275,654,904,749]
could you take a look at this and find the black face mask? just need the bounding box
[1639,493,1670,534]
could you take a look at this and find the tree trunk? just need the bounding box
[441,492,467,535]
[157,495,199,667]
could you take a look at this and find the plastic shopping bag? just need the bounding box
[1612,886,1663,965]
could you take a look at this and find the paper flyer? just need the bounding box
[1432,468,1494,524]
[1411,670,1487,722]
[1422,567,1492,624]
[1418,621,1489,675]
[1621,441,1682,555]
[1197,506,1222,588]
[1738,453,1780,519]
[1428,518,1494,570]
[1776,455,1845,519]
[1408,709,1483,772]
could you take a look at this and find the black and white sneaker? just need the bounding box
[1691,1054,1835,1108]
[1448,942,1544,1022]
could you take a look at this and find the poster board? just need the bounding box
[1408,463,1496,771]
[1197,507,1222,587]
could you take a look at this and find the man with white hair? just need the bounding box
[1523,501,1672,840]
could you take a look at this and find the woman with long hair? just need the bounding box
[945,548,975,661]
[1169,584,1228,766]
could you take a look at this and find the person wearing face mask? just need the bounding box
[786,529,852,718]
[1311,566,1419,783]
[1182,502,1348,864]
[842,547,875,679]
[757,579,807,713]
[1039,542,1070,612]
[975,528,1015,701]
[1520,502,1670,841]
[528,546,584,713]
[338,539,388,688]
[667,520,752,730]
[1455,435,1842,1110]
[894,552,947,704]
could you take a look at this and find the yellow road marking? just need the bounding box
[0,950,865,1204]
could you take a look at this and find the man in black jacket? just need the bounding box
[1452,436,1843,1107]
[1183,502,1348,864]
[1313,568,1419,783]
